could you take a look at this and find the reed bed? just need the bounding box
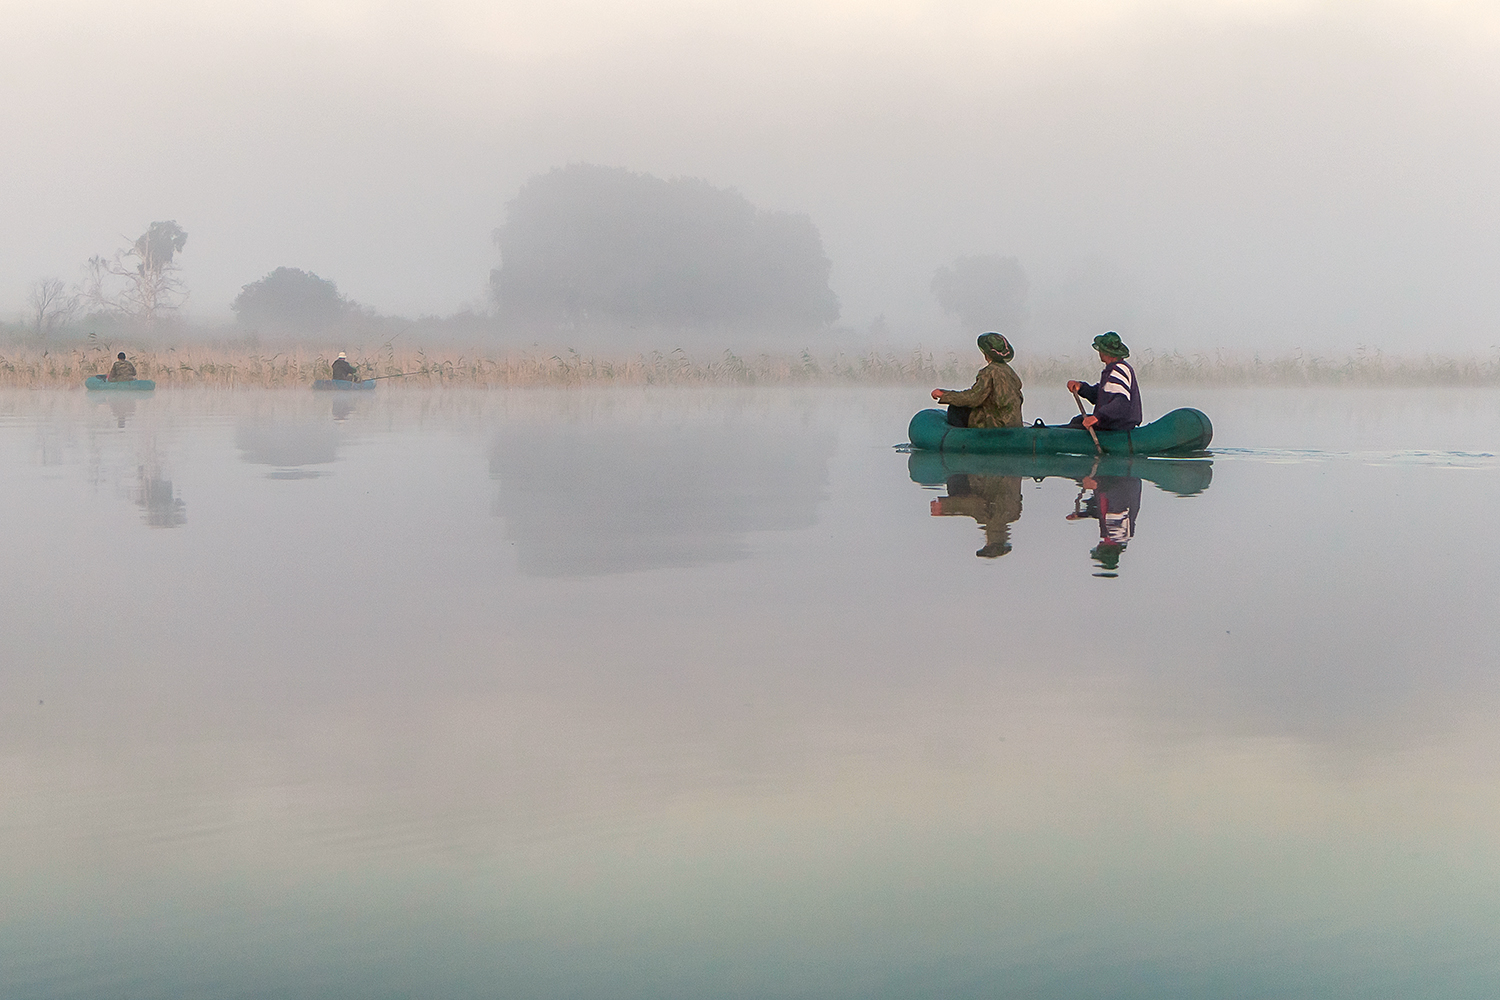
[1,343,1497,389]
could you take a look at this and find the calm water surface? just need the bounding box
[3,385,1499,998]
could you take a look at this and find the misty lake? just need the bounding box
[3,384,1499,999]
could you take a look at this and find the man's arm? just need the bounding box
[936,370,993,407]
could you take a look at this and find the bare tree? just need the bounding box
[26,277,80,336]
[88,221,189,326]
[82,255,114,314]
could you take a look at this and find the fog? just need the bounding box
[3,0,1499,352]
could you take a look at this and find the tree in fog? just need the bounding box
[233,267,350,332]
[86,220,189,326]
[26,277,79,336]
[931,254,1029,333]
[491,164,839,329]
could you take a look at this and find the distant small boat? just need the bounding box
[312,379,376,391]
[908,407,1212,456]
[85,375,155,391]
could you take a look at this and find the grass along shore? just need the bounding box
[2,343,1498,389]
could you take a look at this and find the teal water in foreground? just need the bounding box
[2,386,1499,999]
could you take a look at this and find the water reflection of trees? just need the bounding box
[911,452,1211,572]
[491,423,835,576]
[235,421,340,479]
[134,464,186,527]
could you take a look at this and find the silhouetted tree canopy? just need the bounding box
[931,254,1029,333]
[491,165,839,329]
[233,267,349,331]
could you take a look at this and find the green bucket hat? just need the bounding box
[1090,541,1124,572]
[977,332,1014,364]
[1091,331,1129,358]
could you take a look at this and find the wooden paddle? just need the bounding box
[1071,388,1102,454]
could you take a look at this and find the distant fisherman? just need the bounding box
[1066,332,1141,432]
[931,333,1023,429]
[331,352,358,382]
[108,352,137,382]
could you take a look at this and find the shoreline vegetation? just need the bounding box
[2,342,1498,389]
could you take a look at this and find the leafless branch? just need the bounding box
[26,277,80,335]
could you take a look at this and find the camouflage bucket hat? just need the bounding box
[977,332,1014,364]
[1091,331,1129,358]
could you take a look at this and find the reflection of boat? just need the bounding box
[85,375,155,391]
[313,379,375,391]
[909,451,1212,496]
[907,407,1212,455]
[916,451,1201,569]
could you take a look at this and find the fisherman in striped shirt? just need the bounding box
[1065,331,1141,432]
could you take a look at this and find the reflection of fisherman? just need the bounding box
[1066,470,1142,574]
[108,398,135,428]
[931,333,1024,429]
[108,352,137,382]
[1066,332,1141,432]
[931,473,1023,558]
[331,352,358,382]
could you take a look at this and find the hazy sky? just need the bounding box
[3,0,1498,350]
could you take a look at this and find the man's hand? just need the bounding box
[930,499,945,515]
[1067,380,1081,393]
[1082,476,1098,490]
[1082,415,1099,429]
[931,388,944,400]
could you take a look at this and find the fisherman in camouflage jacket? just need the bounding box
[931,333,1024,429]
[108,352,137,382]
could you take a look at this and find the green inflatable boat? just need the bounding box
[85,375,155,391]
[908,407,1212,456]
[908,450,1213,497]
